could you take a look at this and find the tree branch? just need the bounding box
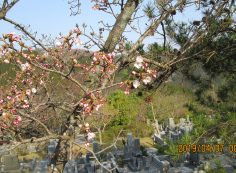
[2,17,48,51]
[18,110,52,135]
[0,0,20,19]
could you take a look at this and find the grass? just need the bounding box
[140,137,154,148]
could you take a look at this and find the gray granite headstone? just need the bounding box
[169,118,176,130]
[92,141,100,153]
[32,160,48,173]
[63,160,77,173]
[133,138,141,156]
[127,133,133,146]
[179,118,186,126]
[153,134,165,145]
[1,155,20,172]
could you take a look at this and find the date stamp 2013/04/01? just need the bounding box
[178,144,236,153]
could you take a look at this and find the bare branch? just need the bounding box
[18,110,52,135]
[2,17,48,51]
[0,0,20,19]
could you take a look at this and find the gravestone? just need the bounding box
[92,141,100,154]
[179,118,186,126]
[0,146,9,155]
[32,160,48,173]
[127,133,133,146]
[170,131,181,141]
[153,134,165,146]
[19,158,36,172]
[133,138,141,156]
[168,166,194,173]
[152,155,170,173]
[184,123,193,134]
[188,152,199,166]
[1,155,20,172]
[169,118,176,130]
[124,133,133,159]
[154,120,161,135]
[63,160,78,173]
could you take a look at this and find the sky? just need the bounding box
[0,0,203,50]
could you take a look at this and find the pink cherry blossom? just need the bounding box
[13,120,19,126]
[28,47,33,52]
[22,104,30,109]
[15,115,22,122]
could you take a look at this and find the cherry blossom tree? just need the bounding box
[0,0,235,170]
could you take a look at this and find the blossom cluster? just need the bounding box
[91,0,108,10]
[0,83,38,128]
[0,31,120,145]
[132,56,157,89]
[54,27,82,48]
[90,52,116,82]
[79,91,106,115]
[78,91,106,115]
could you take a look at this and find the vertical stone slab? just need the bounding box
[169,118,176,130]
[1,155,20,172]
[133,138,140,155]
[127,133,133,147]
[92,141,100,153]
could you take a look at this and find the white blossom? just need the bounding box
[85,123,90,128]
[87,132,95,141]
[93,57,97,61]
[124,90,130,95]
[133,80,140,88]
[55,40,62,46]
[74,38,82,46]
[136,56,143,63]
[21,62,31,71]
[39,80,44,85]
[31,88,37,94]
[143,76,152,85]
[134,62,143,69]
[4,59,9,64]
[134,56,144,69]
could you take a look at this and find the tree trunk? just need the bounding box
[103,0,139,53]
